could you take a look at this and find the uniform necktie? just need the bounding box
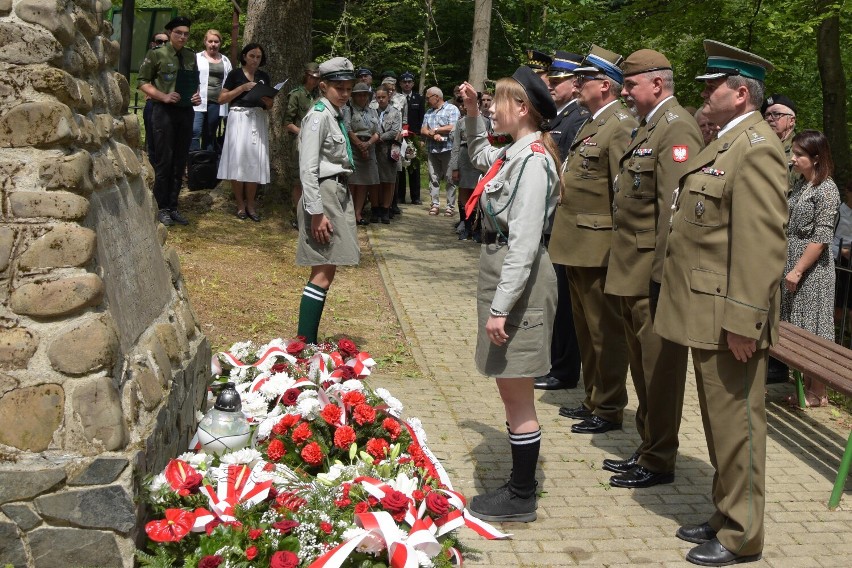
[466,157,504,218]
[337,116,354,169]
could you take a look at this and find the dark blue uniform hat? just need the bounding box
[512,65,557,120]
[547,51,583,78]
[399,71,415,81]
[526,49,553,72]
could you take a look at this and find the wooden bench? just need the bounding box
[769,321,852,509]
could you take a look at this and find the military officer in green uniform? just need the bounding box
[285,62,321,225]
[296,57,360,344]
[602,49,703,488]
[549,45,637,434]
[654,40,787,567]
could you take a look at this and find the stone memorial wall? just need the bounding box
[0,1,210,566]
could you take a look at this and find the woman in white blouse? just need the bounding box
[191,29,232,152]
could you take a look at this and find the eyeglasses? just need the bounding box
[575,75,606,86]
[428,94,439,100]
[154,39,167,45]
[171,30,190,38]
[764,111,793,120]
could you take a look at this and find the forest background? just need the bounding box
[133,0,851,189]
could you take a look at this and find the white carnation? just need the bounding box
[176,452,213,469]
[296,397,321,419]
[374,388,404,416]
[149,472,167,493]
[258,374,296,399]
[219,448,262,466]
[416,550,435,567]
[338,380,365,393]
[240,391,271,421]
[342,527,386,555]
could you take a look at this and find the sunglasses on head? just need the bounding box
[154,38,167,45]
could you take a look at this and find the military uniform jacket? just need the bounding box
[466,116,559,313]
[377,104,402,142]
[605,97,703,297]
[654,112,788,349]
[299,97,354,215]
[404,91,425,132]
[138,44,197,96]
[548,100,589,162]
[284,85,316,135]
[548,101,637,267]
[344,103,379,138]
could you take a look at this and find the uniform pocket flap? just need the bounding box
[331,134,345,143]
[635,229,656,250]
[577,213,613,230]
[686,176,725,198]
[690,268,727,295]
[628,157,655,173]
[579,146,602,158]
[506,308,544,330]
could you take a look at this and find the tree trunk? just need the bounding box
[468,0,492,91]
[244,0,313,200]
[419,0,431,93]
[816,13,849,189]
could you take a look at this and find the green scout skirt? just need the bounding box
[296,178,361,266]
[475,243,557,378]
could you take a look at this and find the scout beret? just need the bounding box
[320,57,356,81]
[380,70,397,80]
[526,49,553,72]
[621,49,672,77]
[575,44,625,84]
[512,65,557,120]
[761,93,797,115]
[696,39,773,82]
[399,71,415,81]
[304,62,320,78]
[547,51,583,78]
[352,82,372,94]
[165,16,191,30]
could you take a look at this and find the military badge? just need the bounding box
[634,148,653,157]
[672,145,688,162]
[695,201,705,217]
[582,136,597,146]
[530,142,545,154]
[700,167,725,176]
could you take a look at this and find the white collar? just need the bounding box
[645,95,674,123]
[592,99,619,120]
[717,110,756,138]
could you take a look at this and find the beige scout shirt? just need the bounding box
[299,98,353,215]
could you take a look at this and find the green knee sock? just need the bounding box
[297,282,327,343]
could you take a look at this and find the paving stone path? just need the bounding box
[365,201,852,567]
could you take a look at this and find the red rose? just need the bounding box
[380,489,410,521]
[320,404,343,425]
[342,391,366,407]
[248,528,263,540]
[338,338,358,356]
[382,417,402,440]
[334,365,357,381]
[412,489,425,501]
[291,422,312,445]
[354,501,370,514]
[266,439,285,462]
[271,362,288,374]
[353,403,376,425]
[272,519,300,534]
[286,341,306,355]
[320,521,333,534]
[281,388,301,406]
[333,425,356,449]
[198,555,223,568]
[270,550,300,568]
[245,546,258,560]
[425,492,451,516]
[301,442,324,466]
[366,438,390,459]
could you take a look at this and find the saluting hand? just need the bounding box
[311,214,334,245]
[458,82,480,117]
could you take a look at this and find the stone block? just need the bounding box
[47,312,118,375]
[0,520,26,566]
[91,151,118,187]
[29,526,122,567]
[0,21,62,65]
[163,244,182,284]
[74,114,96,148]
[75,79,93,113]
[1,502,42,530]
[133,364,162,410]
[72,2,102,40]
[10,273,103,318]
[122,113,140,148]
[0,157,23,191]
[178,301,198,339]
[16,0,76,46]
[18,223,96,270]
[0,101,77,148]
[113,142,141,178]
[71,376,126,450]
[0,326,38,370]
[101,70,122,116]
[0,226,14,273]
[9,190,89,220]
[62,34,98,77]
[142,334,171,386]
[94,113,113,145]
[0,0,10,14]
[155,323,181,365]
[34,484,135,533]
[0,465,65,504]
[0,384,63,451]
[38,150,94,195]
[0,372,18,396]
[113,70,129,109]
[29,65,80,108]
[67,457,128,486]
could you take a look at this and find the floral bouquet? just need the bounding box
[138,337,508,568]
[486,133,512,148]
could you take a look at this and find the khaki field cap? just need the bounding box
[319,57,355,81]
[304,62,320,78]
[696,40,773,82]
[621,49,672,78]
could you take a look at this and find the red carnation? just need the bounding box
[266,439,285,462]
[320,404,343,425]
[380,489,410,521]
[354,501,370,514]
[271,362,288,374]
[272,519,300,534]
[342,391,366,407]
[353,403,376,425]
[301,442,324,466]
[425,492,451,516]
[382,417,402,440]
[270,550,300,568]
[333,425,356,449]
[320,521,333,534]
[338,338,358,356]
[366,438,390,459]
[198,555,223,568]
[281,388,301,406]
[245,546,258,560]
[248,528,263,540]
[286,341,306,355]
[291,422,312,445]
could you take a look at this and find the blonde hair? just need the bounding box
[493,77,563,175]
[204,29,222,43]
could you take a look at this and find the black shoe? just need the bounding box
[467,484,537,523]
[381,212,391,224]
[391,206,402,214]
[571,415,621,434]
[458,228,470,240]
[370,212,381,223]
[169,209,189,225]
[558,404,592,420]
[246,210,261,222]
[157,209,174,226]
[472,231,482,243]
[412,199,422,205]
[686,538,761,566]
[766,357,788,384]
[602,451,640,474]
[677,522,717,545]
[357,218,370,226]
[535,375,578,390]
[609,465,674,488]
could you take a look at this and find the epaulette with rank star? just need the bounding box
[665,110,680,122]
[313,101,326,111]
[748,131,767,145]
[615,111,630,121]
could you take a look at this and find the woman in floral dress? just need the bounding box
[781,129,840,407]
